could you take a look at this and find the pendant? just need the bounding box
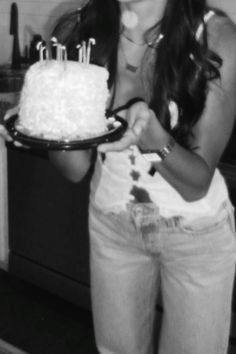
[126,63,138,73]
[121,10,139,29]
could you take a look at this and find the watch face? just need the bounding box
[142,153,162,163]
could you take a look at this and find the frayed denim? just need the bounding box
[89,200,236,354]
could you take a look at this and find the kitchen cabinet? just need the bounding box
[7,145,92,309]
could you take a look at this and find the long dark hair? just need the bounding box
[53,0,223,148]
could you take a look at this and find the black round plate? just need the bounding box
[4,114,127,150]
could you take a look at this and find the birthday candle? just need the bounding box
[51,37,59,60]
[82,41,86,63]
[76,44,82,63]
[61,45,67,62]
[36,41,46,62]
[45,47,49,61]
[58,44,62,61]
[86,38,96,64]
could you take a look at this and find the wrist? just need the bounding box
[141,137,176,163]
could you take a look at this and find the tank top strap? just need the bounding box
[106,97,145,117]
[195,10,215,41]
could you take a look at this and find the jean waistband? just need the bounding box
[126,199,234,233]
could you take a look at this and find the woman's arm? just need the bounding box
[0,107,93,182]
[98,17,236,202]
[158,17,236,201]
[48,149,93,183]
[154,15,236,201]
[99,103,213,202]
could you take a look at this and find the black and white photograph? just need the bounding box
[0,1,236,353]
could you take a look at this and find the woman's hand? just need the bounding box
[98,101,167,153]
[0,105,27,147]
[0,106,19,142]
[0,123,13,143]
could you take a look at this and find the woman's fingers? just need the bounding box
[4,105,19,121]
[0,125,13,142]
[0,105,19,142]
[0,125,28,149]
[127,101,150,130]
[98,102,152,153]
[98,128,137,152]
[131,111,150,136]
[0,106,29,148]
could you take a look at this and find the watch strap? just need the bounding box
[142,137,176,162]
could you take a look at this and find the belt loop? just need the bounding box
[161,215,180,230]
[173,216,181,228]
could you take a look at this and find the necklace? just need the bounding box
[120,32,164,73]
[120,42,147,73]
[121,32,146,47]
[121,10,139,29]
[122,31,164,48]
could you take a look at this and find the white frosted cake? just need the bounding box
[17,60,109,140]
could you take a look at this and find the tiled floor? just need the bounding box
[0,269,98,354]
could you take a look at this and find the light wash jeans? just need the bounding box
[89,200,236,354]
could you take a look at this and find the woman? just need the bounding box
[1,0,236,353]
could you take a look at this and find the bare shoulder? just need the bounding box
[190,15,236,170]
[207,14,236,61]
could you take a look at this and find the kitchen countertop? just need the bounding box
[0,64,27,106]
[0,63,28,77]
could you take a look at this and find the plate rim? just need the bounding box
[5,114,127,150]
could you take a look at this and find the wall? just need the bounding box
[0,0,78,65]
[0,0,236,65]
[210,0,236,19]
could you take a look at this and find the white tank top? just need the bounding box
[90,10,230,220]
[90,146,229,220]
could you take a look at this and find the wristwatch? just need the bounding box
[142,137,176,163]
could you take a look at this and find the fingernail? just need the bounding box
[14,141,22,147]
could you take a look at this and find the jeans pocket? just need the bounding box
[179,202,231,237]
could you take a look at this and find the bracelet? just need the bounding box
[141,137,176,163]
